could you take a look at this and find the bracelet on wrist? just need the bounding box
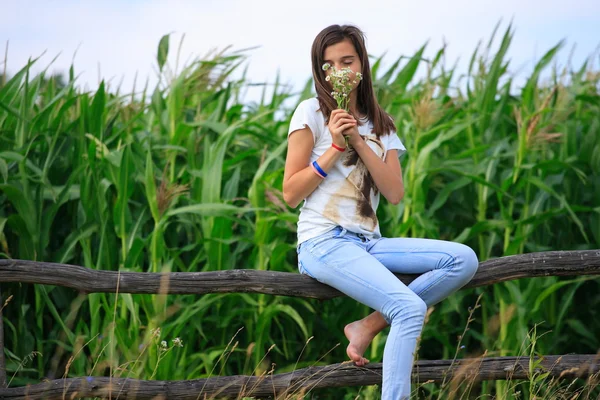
[331,143,346,152]
[310,163,325,179]
[312,160,328,178]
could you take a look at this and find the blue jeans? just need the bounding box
[297,226,479,400]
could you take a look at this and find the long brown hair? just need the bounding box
[311,25,396,138]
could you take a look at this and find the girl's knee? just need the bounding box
[388,293,427,325]
[409,296,428,318]
[462,245,479,278]
[454,244,479,282]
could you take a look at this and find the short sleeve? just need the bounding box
[288,99,320,144]
[386,131,407,159]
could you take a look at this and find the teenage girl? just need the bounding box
[283,24,479,399]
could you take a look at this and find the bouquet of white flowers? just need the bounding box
[322,63,363,146]
[322,63,363,112]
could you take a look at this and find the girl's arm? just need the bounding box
[283,127,344,208]
[283,110,355,208]
[353,141,404,205]
[339,110,404,205]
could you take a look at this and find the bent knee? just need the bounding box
[457,244,479,281]
[411,296,428,318]
[388,294,427,324]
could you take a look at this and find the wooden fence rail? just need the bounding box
[1,249,600,399]
[0,355,599,400]
[1,250,599,299]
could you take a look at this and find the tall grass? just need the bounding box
[0,25,599,399]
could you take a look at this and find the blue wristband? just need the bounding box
[312,161,327,178]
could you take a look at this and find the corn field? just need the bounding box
[1,25,599,399]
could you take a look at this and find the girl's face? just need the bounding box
[323,38,362,91]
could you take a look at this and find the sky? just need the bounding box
[2,0,600,103]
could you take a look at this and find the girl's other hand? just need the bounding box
[342,117,361,147]
[328,109,356,148]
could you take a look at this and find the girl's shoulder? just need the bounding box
[293,97,326,127]
[297,97,321,114]
[289,97,327,140]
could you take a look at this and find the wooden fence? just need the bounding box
[0,250,599,399]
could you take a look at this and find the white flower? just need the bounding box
[172,338,184,347]
[322,63,331,71]
[325,75,330,82]
[161,340,167,348]
[325,65,364,111]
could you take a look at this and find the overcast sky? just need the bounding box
[2,0,599,103]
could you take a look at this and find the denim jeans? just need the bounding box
[297,226,479,400]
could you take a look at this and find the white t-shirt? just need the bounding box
[288,97,406,245]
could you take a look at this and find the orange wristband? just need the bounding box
[331,143,346,152]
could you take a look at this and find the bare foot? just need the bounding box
[344,320,377,367]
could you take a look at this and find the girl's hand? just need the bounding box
[342,119,362,147]
[328,109,356,149]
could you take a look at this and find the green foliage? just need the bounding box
[1,25,599,399]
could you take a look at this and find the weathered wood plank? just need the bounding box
[1,251,599,299]
[0,354,598,399]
